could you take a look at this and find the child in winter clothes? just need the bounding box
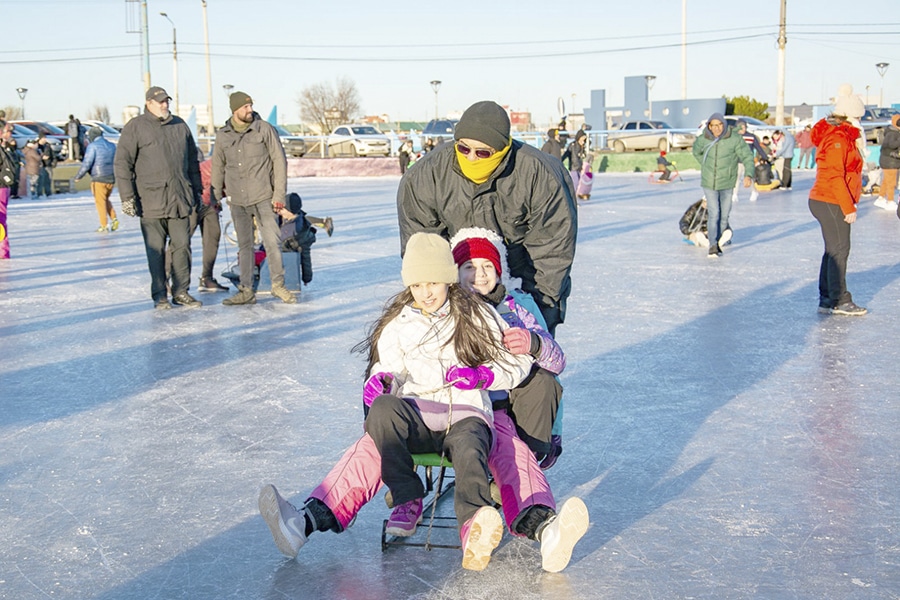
[259,233,536,572]
[656,151,674,181]
[277,192,317,285]
[260,234,588,571]
[451,227,588,572]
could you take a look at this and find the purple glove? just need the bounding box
[363,372,395,408]
[445,365,495,390]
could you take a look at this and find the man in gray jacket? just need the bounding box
[211,91,295,305]
[397,100,577,335]
[114,86,202,310]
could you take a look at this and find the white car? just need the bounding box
[607,120,696,152]
[326,124,391,157]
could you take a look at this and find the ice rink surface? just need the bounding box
[1,170,899,599]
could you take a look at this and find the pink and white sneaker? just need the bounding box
[460,506,504,571]
[385,498,423,537]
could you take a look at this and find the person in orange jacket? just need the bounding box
[808,84,866,316]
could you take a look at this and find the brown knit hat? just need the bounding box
[229,91,253,114]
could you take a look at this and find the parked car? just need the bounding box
[860,108,898,144]
[273,124,306,157]
[8,123,38,150]
[81,120,122,145]
[607,120,696,152]
[326,124,391,157]
[422,118,457,139]
[50,120,121,154]
[11,121,66,159]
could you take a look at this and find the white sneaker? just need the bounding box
[874,198,889,210]
[461,506,504,571]
[539,497,590,573]
[749,190,759,202]
[718,228,733,247]
[732,194,739,203]
[258,484,309,558]
[885,200,899,211]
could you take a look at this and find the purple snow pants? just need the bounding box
[0,187,10,259]
[308,409,555,534]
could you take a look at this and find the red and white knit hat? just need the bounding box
[449,227,520,289]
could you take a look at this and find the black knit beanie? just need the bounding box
[454,101,510,151]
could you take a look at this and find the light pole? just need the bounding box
[223,84,233,101]
[866,85,871,107]
[15,87,27,119]
[429,80,441,120]
[201,0,215,143]
[876,62,889,109]
[645,75,656,119]
[160,12,178,116]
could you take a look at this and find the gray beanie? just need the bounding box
[454,101,511,151]
[87,126,103,142]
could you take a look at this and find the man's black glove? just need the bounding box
[122,197,137,217]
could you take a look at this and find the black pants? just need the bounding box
[506,367,562,456]
[365,395,493,529]
[809,198,853,307]
[141,216,192,301]
[165,204,221,282]
[192,204,221,280]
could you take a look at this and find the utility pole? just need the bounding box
[775,0,787,126]
[160,12,178,116]
[202,0,215,143]
[141,0,151,92]
[681,0,687,100]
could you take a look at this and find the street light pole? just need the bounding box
[223,83,234,103]
[876,62,890,109]
[160,12,178,117]
[645,75,656,119]
[16,87,28,119]
[201,0,215,144]
[429,80,441,120]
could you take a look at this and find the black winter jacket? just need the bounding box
[397,139,577,327]
[879,126,900,170]
[114,110,201,219]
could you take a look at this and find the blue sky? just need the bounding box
[2,0,898,128]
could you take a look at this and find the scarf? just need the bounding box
[230,116,251,133]
[456,139,511,184]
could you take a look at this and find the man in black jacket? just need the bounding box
[115,86,203,310]
[397,100,577,335]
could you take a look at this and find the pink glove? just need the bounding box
[363,372,395,408]
[503,327,531,354]
[445,365,495,390]
[272,200,285,211]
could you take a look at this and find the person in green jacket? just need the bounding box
[692,112,755,258]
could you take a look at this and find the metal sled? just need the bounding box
[381,453,460,552]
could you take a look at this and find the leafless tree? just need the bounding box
[88,104,111,123]
[1,106,23,120]
[298,77,361,134]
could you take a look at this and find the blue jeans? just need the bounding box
[702,187,733,248]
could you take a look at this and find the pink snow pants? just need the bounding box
[0,187,9,259]
[309,409,555,534]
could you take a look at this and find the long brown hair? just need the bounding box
[353,283,511,379]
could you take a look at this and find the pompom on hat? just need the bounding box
[401,233,458,287]
[449,227,521,289]
[833,84,865,118]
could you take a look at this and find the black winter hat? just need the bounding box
[454,101,510,151]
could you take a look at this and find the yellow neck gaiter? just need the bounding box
[456,139,511,184]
